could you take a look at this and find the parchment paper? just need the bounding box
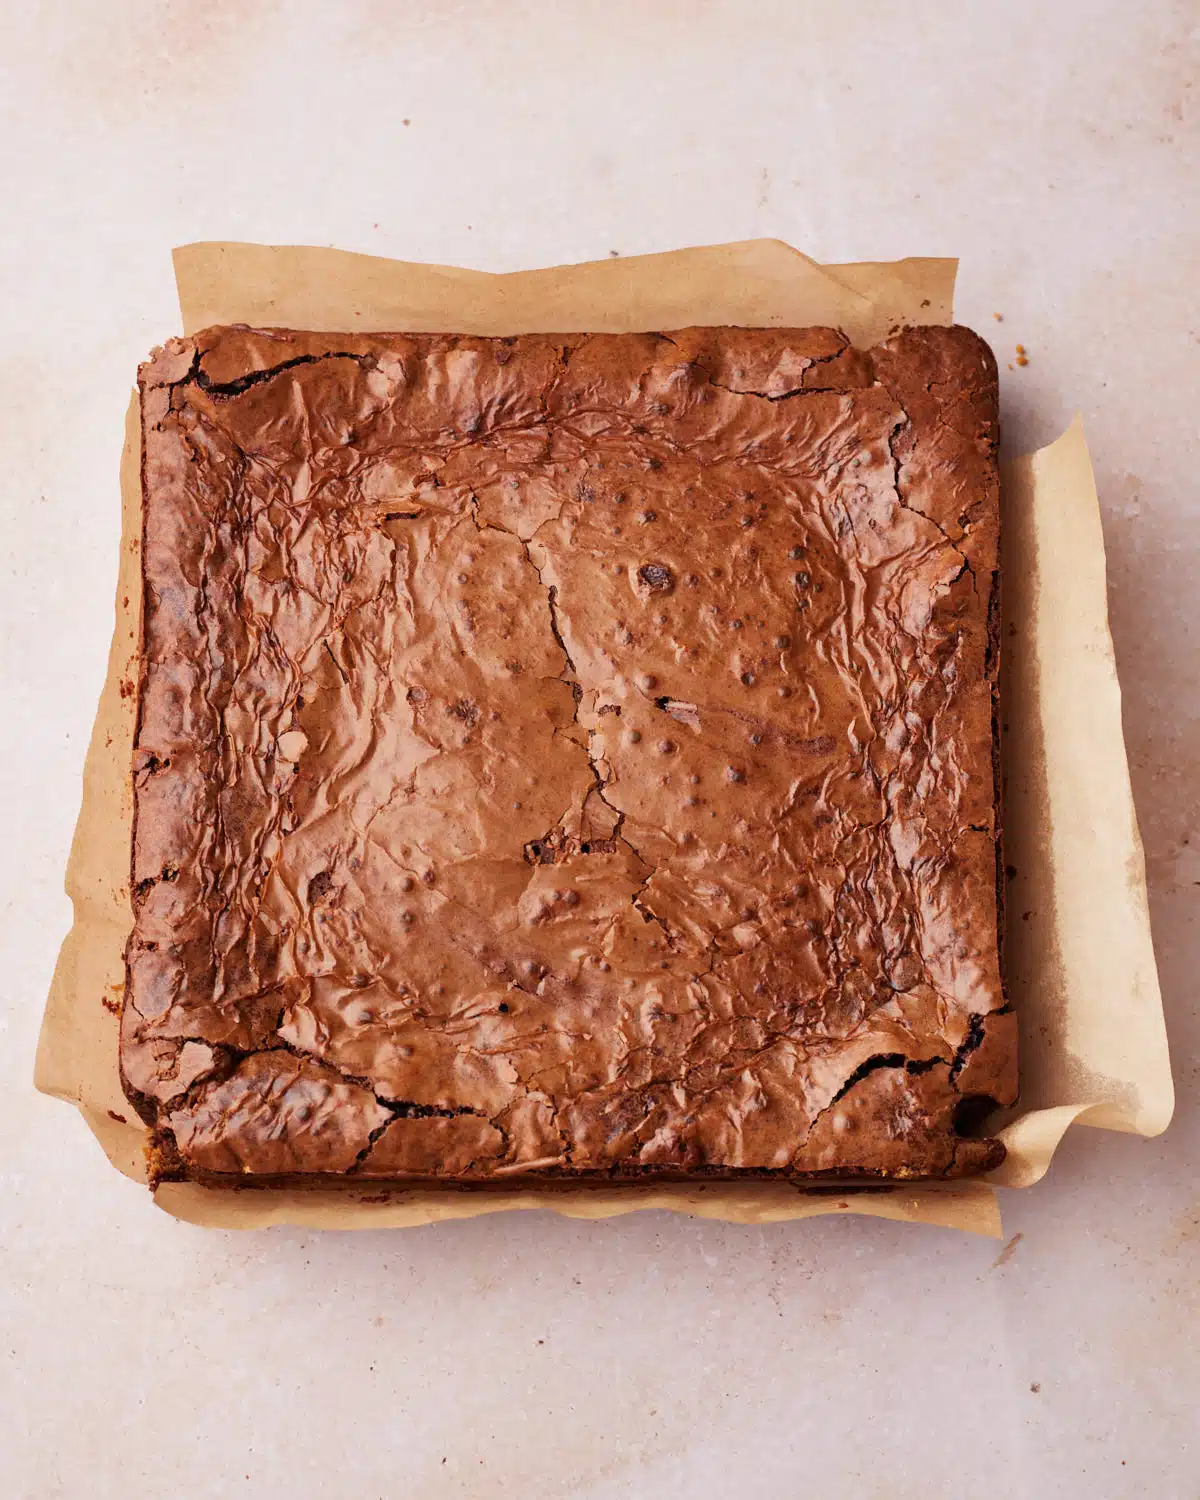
[35,240,1172,1237]
[990,424,1174,1183]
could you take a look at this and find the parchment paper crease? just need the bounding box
[35,239,1173,1237]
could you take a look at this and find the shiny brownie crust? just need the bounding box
[123,323,1014,1185]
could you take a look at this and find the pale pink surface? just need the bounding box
[1,3,1196,1497]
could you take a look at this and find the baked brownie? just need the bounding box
[124,323,1015,1186]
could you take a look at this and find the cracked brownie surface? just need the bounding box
[123,322,1015,1184]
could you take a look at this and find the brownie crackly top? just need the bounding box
[124,323,1014,1184]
